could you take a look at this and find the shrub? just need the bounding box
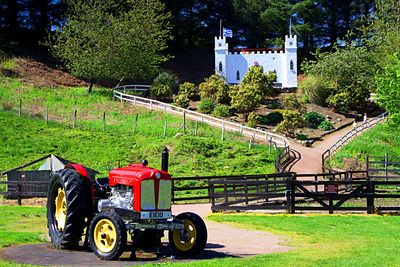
[259,111,283,125]
[2,102,13,110]
[281,93,306,113]
[150,71,178,99]
[229,83,263,121]
[212,104,231,118]
[318,120,334,131]
[326,92,351,112]
[304,111,325,128]
[241,66,275,96]
[247,112,259,128]
[197,99,215,114]
[265,101,280,109]
[199,74,230,104]
[296,133,309,141]
[178,82,197,100]
[173,93,190,108]
[298,75,332,106]
[276,110,305,136]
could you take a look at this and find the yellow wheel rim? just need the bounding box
[94,219,117,253]
[54,188,66,231]
[172,219,197,252]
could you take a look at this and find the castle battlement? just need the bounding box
[215,34,297,88]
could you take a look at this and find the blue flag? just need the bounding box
[223,28,233,38]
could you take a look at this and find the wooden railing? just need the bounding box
[321,112,388,172]
[113,87,289,148]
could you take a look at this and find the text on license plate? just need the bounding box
[140,211,171,219]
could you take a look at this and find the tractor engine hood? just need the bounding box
[108,164,171,187]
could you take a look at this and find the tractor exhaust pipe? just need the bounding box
[161,146,169,172]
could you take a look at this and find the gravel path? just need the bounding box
[0,204,292,266]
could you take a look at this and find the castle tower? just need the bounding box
[214,36,228,77]
[283,35,297,88]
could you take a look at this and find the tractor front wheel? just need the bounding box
[169,212,207,257]
[89,211,127,260]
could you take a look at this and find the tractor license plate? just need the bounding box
[140,211,172,219]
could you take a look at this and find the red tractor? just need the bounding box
[46,149,207,260]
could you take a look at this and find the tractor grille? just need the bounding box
[140,179,171,210]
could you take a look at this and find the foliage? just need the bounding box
[197,99,215,114]
[298,75,332,106]
[376,53,400,127]
[48,0,172,84]
[318,120,334,131]
[326,91,351,112]
[151,71,179,99]
[247,112,259,128]
[229,83,263,121]
[173,93,190,108]
[304,111,325,128]
[259,111,283,125]
[199,74,230,104]
[212,105,231,118]
[241,66,275,97]
[178,82,197,100]
[296,133,309,141]
[303,45,375,111]
[276,110,305,135]
[281,93,306,113]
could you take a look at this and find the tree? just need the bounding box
[199,74,230,104]
[48,0,172,92]
[276,110,305,136]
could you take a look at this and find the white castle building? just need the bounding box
[214,34,297,88]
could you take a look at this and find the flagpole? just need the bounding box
[220,19,222,37]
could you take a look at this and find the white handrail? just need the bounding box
[113,88,289,148]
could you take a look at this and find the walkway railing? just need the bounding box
[321,112,389,172]
[113,86,289,149]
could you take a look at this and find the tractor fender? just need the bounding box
[65,163,90,180]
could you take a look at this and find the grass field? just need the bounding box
[0,75,278,177]
[1,206,400,267]
[329,123,400,169]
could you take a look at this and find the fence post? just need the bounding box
[133,114,139,134]
[240,125,243,135]
[286,176,295,214]
[73,109,77,128]
[103,112,106,130]
[17,184,22,206]
[163,121,167,138]
[45,106,49,125]
[385,153,388,180]
[183,111,186,134]
[223,180,228,206]
[19,99,22,116]
[195,121,198,136]
[367,180,375,214]
[221,120,225,141]
[133,96,136,106]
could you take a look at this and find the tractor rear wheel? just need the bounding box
[89,211,127,260]
[47,169,89,249]
[169,212,207,257]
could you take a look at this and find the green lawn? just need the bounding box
[1,206,400,267]
[0,74,278,177]
[329,123,400,169]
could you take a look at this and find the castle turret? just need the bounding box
[283,35,297,88]
[214,36,228,76]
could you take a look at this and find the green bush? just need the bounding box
[241,66,275,96]
[197,99,215,114]
[199,74,230,104]
[178,82,198,100]
[327,92,351,112]
[259,111,283,125]
[212,104,231,118]
[276,110,305,136]
[281,93,306,113]
[298,75,332,106]
[150,71,178,99]
[266,101,281,109]
[296,133,309,141]
[247,112,259,128]
[304,111,325,128]
[318,120,334,131]
[173,93,190,108]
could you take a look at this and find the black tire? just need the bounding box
[169,212,207,257]
[89,211,127,260]
[47,169,89,249]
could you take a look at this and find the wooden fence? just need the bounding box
[367,155,400,179]
[321,112,388,172]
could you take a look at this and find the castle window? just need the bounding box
[236,70,240,81]
[219,62,223,72]
[290,60,294,70]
